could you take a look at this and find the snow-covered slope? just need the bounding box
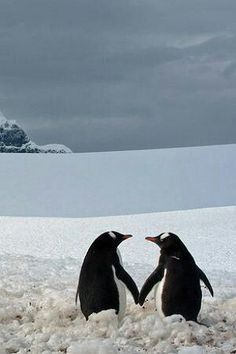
[0,111,71,153]
[0,206,235,353]
[0,144,235,217]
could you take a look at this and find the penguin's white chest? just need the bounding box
[112,249,127,321]
[155,269,167,318]
[112,266,127,321]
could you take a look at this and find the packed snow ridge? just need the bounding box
[0,206,235,353]
[0,111,71,153]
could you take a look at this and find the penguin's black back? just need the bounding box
[162,256,202,321]
[140,233,213,322]
[78,242,119,320]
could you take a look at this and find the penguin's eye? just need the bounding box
[160,232,170,241]
[108,231,116,240]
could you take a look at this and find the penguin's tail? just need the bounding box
[196,320,209,328]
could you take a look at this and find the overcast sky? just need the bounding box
[0,0,236,152]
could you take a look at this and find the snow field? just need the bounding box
[0,144,235,218]
[0,255,235,354]
[0,206,236,353]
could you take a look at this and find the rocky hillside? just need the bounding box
[0,113,72,153]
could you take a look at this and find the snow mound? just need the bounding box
[67,339,118,354]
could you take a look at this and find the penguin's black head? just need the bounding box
[145,232,185,250]
[94,231,133,249]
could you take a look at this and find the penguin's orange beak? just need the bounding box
[145,236,157,243]
[122,234,133,240]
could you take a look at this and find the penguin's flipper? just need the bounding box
[197,266,214,297]
[75,282,79,305]
[139,266,164,306]
[114,263,139,303]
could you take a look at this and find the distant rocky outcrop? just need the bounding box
[0,113,72,153]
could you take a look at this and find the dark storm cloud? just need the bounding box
[0,0,236,151]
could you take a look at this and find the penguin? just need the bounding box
[139,232,214,322]
[76,231,139,321]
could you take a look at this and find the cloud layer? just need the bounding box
[0,0,236,151]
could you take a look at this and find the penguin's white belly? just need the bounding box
[155,269,167,318]
[112,266,127,321]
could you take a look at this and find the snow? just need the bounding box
[0,206,235,353]
[25,141,72,153]
[0,111,16,127]
[0,144,236,217]
[0,111,7,124]
[37,143,72,153]
[0,112,72,153]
